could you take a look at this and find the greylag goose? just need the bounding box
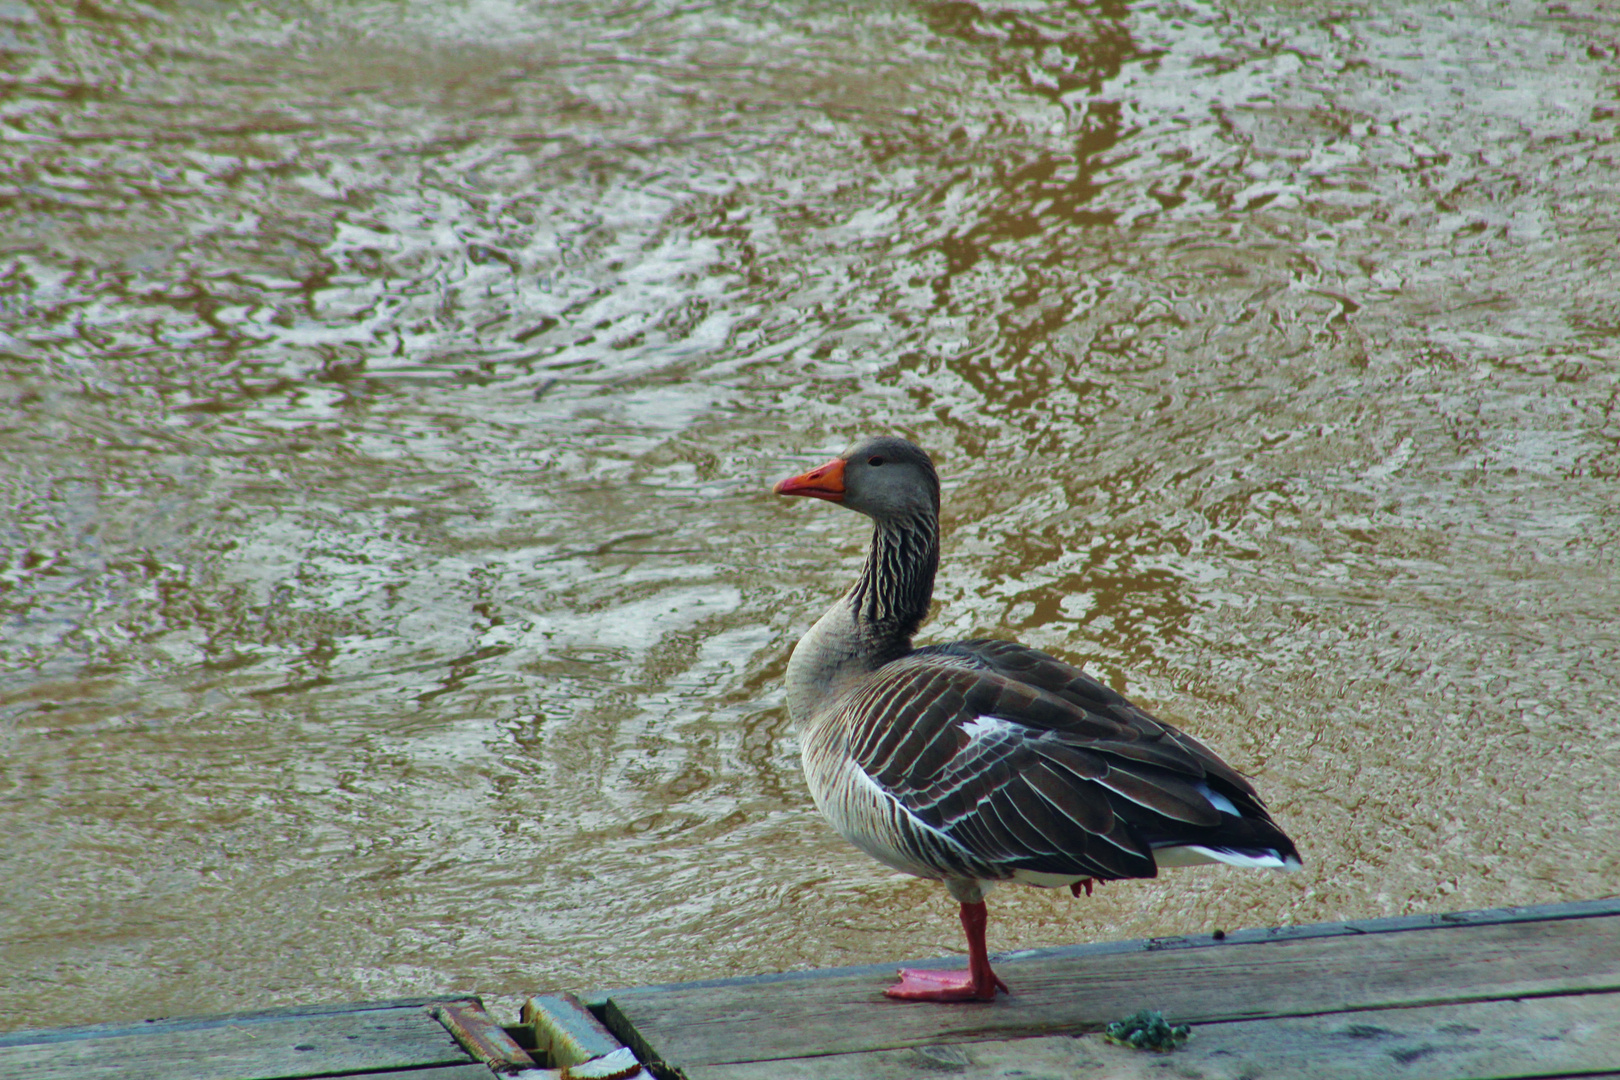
[774,436,1301,1002]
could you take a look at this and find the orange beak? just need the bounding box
[773,457,846,502]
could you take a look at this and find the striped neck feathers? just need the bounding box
[848,511,939,658]
[784,510,939,727]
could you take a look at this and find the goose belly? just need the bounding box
[801,740,969,883]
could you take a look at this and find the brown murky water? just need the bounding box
[2,0,1618,1031]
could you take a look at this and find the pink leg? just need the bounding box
[884,901,1009,1002]
[1070,878,1095,898]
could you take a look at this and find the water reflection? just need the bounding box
[2,0,1618,1030]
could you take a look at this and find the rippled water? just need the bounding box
[2,0,1617,1030]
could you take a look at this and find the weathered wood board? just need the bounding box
[0,996,479,1080]
[685,990,1620,1080]
[594,902,1620,1073]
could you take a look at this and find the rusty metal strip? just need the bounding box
[431,999,539,1075]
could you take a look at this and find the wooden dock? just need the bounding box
[3,898,1616,1080]
[589,897,1620,1079]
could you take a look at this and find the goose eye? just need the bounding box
[868,455,885,467]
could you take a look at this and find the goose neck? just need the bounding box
[783,512,939,727]
[849,513,939,653]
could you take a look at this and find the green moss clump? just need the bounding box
[1103,1009,1192,1052]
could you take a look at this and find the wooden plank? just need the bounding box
[685,991,1620,1080]
[600,913,1620,1071]
[0,999,475,1080]
[0,995,474,1047]
[585,898,1620,1002]
[997,896,1620,963]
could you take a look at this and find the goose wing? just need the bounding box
[837,649,1297,883]
[922,639,1270,812]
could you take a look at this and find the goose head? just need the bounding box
[774,436,940,525]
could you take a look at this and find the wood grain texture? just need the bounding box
[684,991,1620,1080]
[0,1001,473,1080]
[602,913,1620,1070]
